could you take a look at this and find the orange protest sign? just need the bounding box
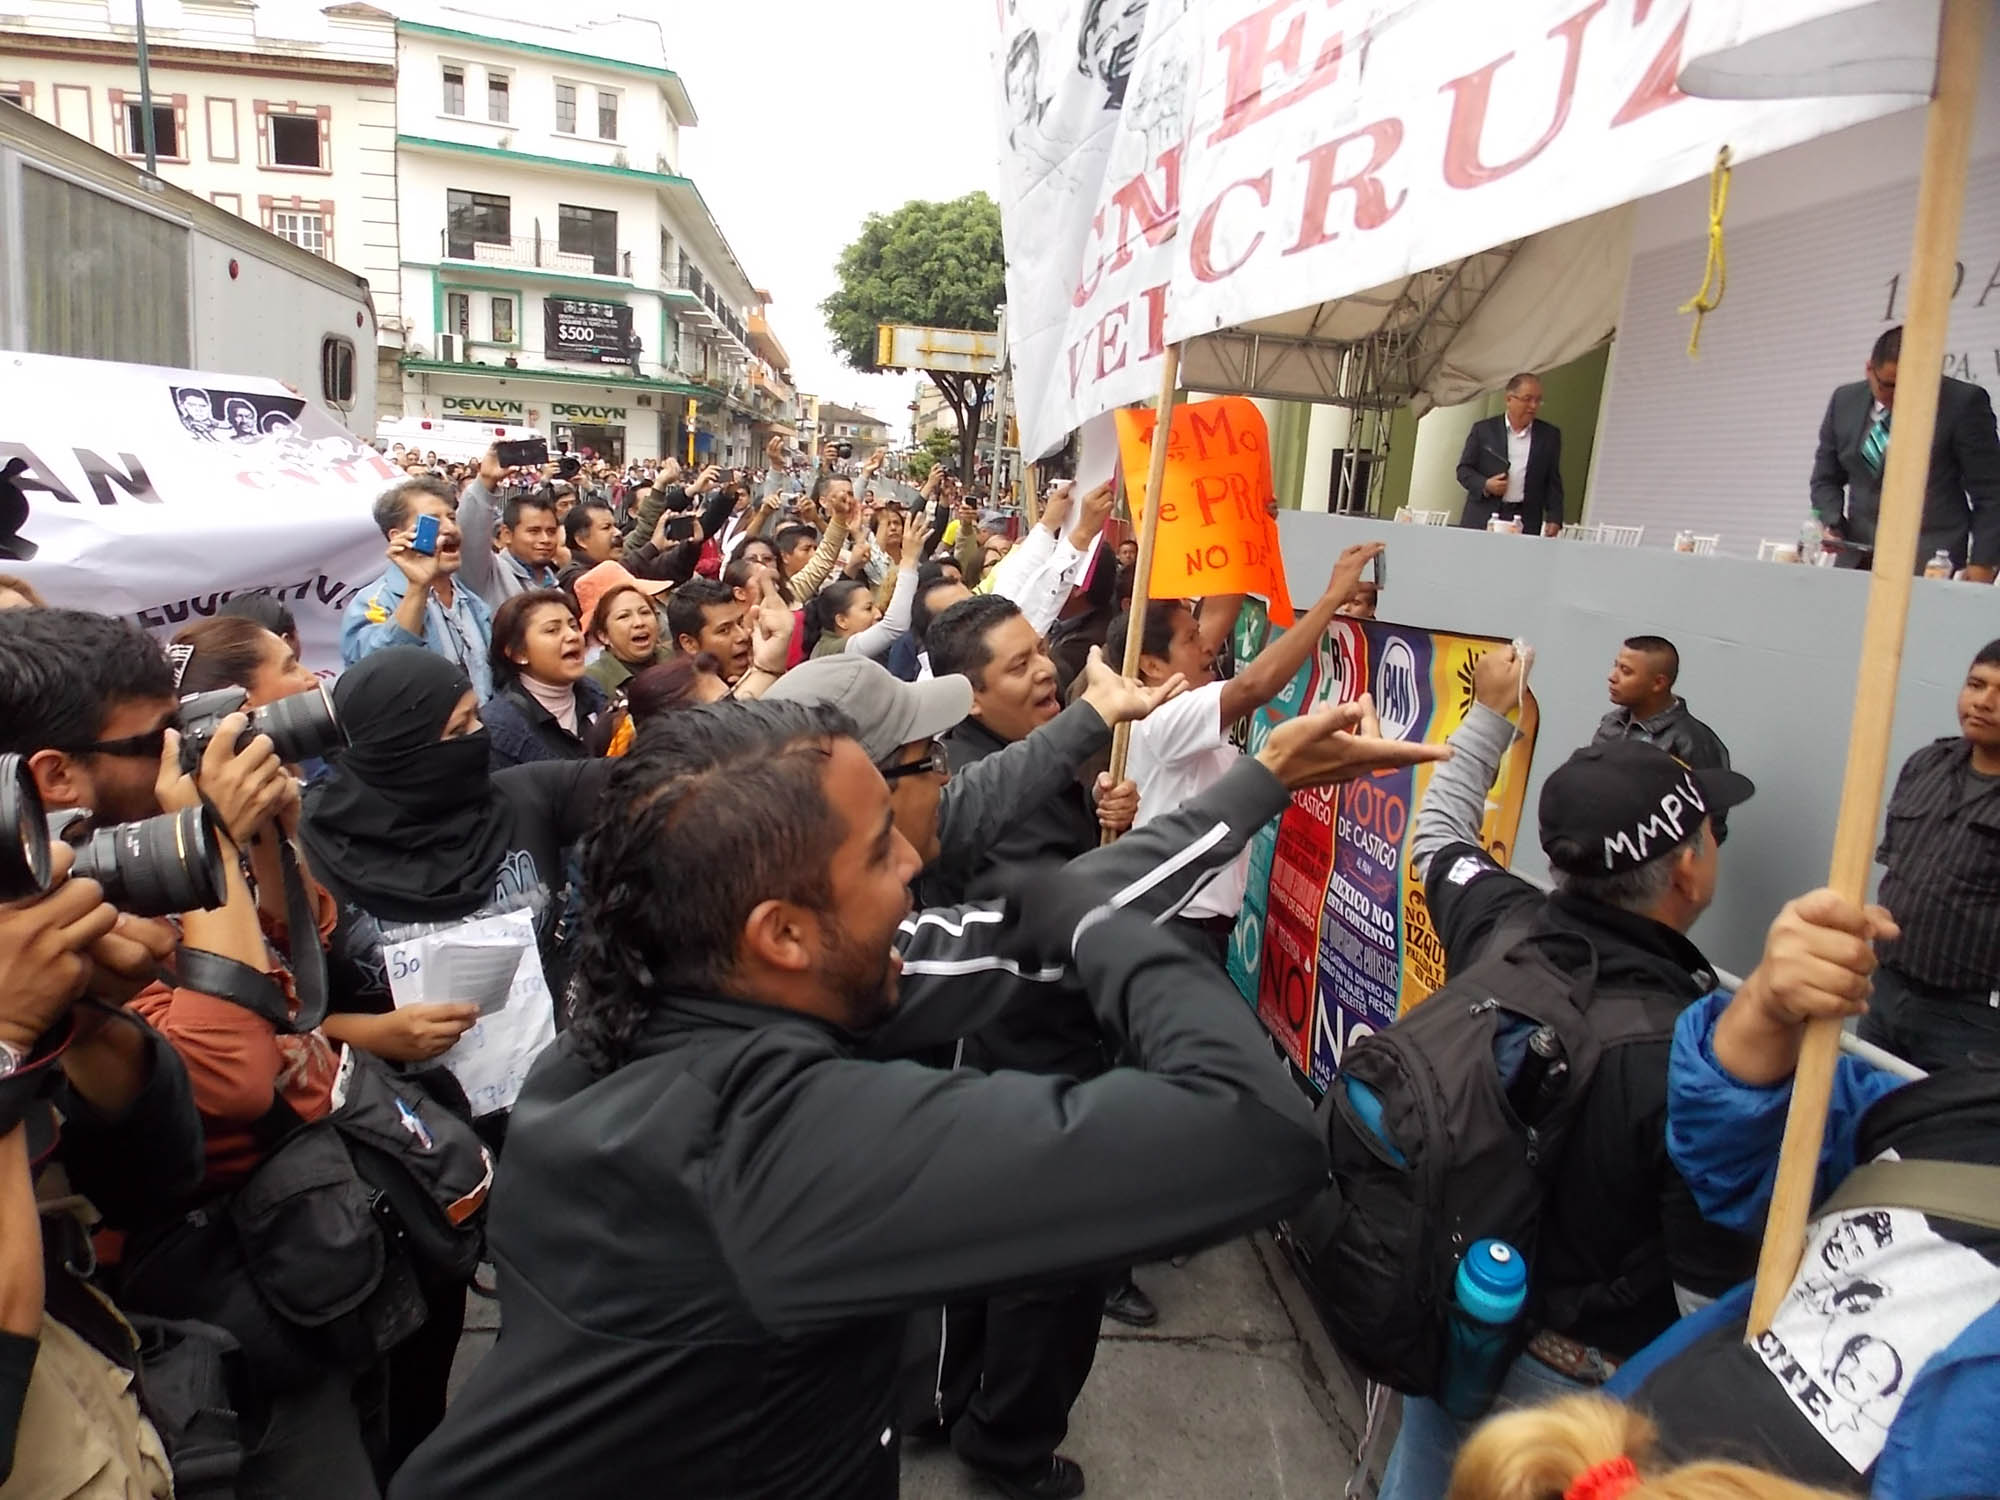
[1114,396,1295,625]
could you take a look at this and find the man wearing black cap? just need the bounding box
[1376,643,1761,1500]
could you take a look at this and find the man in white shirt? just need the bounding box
[1105,541,1384,959]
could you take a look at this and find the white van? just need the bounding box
[375,416,544,466]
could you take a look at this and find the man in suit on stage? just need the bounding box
[1810,325,2000,581]
[1455,373,1565,536]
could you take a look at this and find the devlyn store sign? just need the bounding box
[440,396,627,423]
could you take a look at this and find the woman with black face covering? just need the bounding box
[303,647,611,1068]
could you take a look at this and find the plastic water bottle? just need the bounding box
[1439,1239,1529,1420]
[1925,550,1955,579]
[1800,515,1824,561]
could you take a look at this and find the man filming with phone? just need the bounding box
[345,474,496,700]
[457,447,562,611]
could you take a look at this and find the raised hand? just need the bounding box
[1323,542,1385,608]
[1253,699,1452,790]
[1078,645,1188,726]
[750,576,797,674]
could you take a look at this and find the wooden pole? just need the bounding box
[1747,0,1987,1339]
[1102,345,1181,843]
[1025,462,1041,529]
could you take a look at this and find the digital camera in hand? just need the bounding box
[177,683,344,773]
[0,752,229,916]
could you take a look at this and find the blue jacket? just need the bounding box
[342,566,495,700]
[1612,992,2000,1500]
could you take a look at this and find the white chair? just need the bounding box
[1415,509,1451,527]
[1597,524,1645,548]
[1690,534,1720,556]
[1559,523,1599,542]
[1757,538,1800,562]
[1393,506,1415,524]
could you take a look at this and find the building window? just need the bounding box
[442,65,465,115]
[270,208,326,256]
[445,188,510,259]
[490,295,515,344]
[265,109,325,169]
[122,99,180,158]
[558,203,617,277]
[596,90,618,140]
[447,292,470,340]
[487,71,509,123]
[0,83,30,110]
[554,81,577,135]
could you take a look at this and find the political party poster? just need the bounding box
[1225,602,1537,1091]
[1,351,391,675]
[990,0,1908,461]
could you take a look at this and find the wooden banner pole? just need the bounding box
[1748,0,1987,1338]
[1101,345,1182,844]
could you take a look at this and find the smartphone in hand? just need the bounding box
[495,437,550,469]
[411,514,441,556]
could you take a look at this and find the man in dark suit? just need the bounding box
[1455,372,1565,536]
[1810,325,2000,581]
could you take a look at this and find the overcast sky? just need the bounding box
[667,1,1002,432]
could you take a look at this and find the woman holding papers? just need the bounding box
[301,648,611,1074]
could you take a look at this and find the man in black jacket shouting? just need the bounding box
[393,697,1441,1500]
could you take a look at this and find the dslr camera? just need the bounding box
[176,685,344,774]
[0,753,228,918]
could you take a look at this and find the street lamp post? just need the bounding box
[134,0,159,173]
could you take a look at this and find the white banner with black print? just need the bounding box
[0,352,391,676]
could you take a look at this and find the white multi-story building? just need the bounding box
[391,4,767,462]
[0,0,402,386]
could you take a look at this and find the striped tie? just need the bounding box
[1861,408,1891,476]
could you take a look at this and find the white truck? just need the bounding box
[0,100,378,432]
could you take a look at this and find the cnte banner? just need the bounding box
[0,352,393,675]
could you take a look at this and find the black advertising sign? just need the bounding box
[544,297,634,364]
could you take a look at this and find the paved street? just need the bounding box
[453,1233,1380,1500]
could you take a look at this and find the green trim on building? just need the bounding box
[405,257,653,295]
[398,133,694,189]
[398,22,682,87]
[400,357,711,399]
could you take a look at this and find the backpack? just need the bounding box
[1286,926,1681,1400]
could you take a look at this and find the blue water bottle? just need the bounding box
[1438,1238,1528,1420]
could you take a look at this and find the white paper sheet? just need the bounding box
[383,908,556,1116]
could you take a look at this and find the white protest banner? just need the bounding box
[994,0,1914,461]
[0,351,393,675]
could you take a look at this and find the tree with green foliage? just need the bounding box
[904,428,963,482]
[821,192,1005,485]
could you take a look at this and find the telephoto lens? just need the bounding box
[0,752,53,902]
[70,805,228,918]
[178,684,344,772]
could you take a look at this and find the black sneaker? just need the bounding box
[971,1455,1086,1500]
[1102,1277,1158,1328]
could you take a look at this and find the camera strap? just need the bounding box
[169,839,328,1035]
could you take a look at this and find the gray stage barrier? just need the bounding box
[1276,513,1998,977]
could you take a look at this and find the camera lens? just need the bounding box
[0,752,52,902]
[71,806,228,918]
[250,684,344,766]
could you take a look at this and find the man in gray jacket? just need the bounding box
[393,695,1440,1500]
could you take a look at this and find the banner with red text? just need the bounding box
[1115,395,1295,622]
[1,352,393,676]
[1224,603,1537,1091]
[993,0,1909,461]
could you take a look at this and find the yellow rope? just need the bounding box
[1677,146,1732,357]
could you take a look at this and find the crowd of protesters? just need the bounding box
[0,422,1993,1500]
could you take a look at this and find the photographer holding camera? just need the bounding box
[0,837,206,1500]
[0,608,474,1498]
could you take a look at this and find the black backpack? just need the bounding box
[1286,926,1680,1399]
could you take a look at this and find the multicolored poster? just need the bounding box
[1226,604,1537,1093]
